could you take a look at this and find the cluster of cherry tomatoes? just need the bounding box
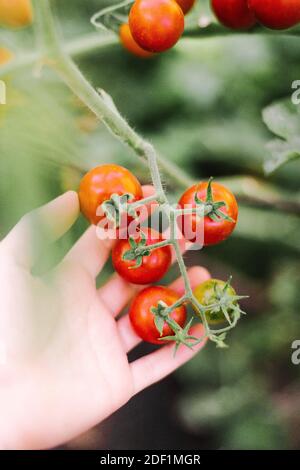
[79,163,239,345]
[120,0,300,58]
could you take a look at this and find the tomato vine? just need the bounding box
[17,0,300,351]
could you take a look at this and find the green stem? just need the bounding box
[191,295,211,338]
[168,208,193,297]
[136,239,172,255]
[131,194,160,209]
[164,296,188,314]
[0,32,118,78]
[32,0,247,348]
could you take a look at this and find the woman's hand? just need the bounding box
[0,189,209,449]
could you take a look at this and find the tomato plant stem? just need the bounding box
[137,239,172,254]
[32,0,246,348]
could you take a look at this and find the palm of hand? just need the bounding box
[0,190,208,449]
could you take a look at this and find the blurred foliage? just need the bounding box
[0,0,299,450]
[263,99,300,174]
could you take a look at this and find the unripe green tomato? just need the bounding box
[193,279,237,325]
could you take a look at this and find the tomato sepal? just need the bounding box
[160,319,201,356]
[122,232,171,269]
[151,300,201,354]
[194,177,235,223]
[101,192,136,227]
[151,300,169,336]
[193,277,248,336]
[122,232,151,268]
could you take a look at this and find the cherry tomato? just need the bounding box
[176,0,196,14]
[211,0,256,29]
[119,23,154,58]
[129,0,185,53]
[0,46,13,65]
[78,164,143,226]
[112,228,172,285]
[193,279,237,325]
[178,181,238,246]
[129,285,187,344]
[0,0,33,28]
[248,0,300,30]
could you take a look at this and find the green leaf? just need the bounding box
[262,100,300,173]
[262,101,300,140]
[264,138,300,174]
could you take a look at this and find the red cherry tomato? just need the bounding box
[119,23,154,58]
[129,0,185,53]
[112,228,172,285]
[248,0,300,30]
[176,0,196,14]
[78,164,143,226]
[178,181,238,246]
[211,0,256,29]
[129,285,187,344]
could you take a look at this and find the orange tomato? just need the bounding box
[0,46,13,65]
[78,164,143,226]
[0,0,33,28]
[129,0,185,53]
[120,23,154,58]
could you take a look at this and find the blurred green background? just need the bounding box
[1,0,300,450]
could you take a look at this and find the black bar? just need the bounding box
[0,450,298,467]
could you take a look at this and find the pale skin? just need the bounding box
[0,187,210,450]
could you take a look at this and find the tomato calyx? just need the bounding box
[191,274,248,349]
[206,277,247,326]
[122,232,171,268]
[195,177,235,223]
[193,277,248,347]
[151,301,199,353]
[101,192,136,227]
[122,231,151,268]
